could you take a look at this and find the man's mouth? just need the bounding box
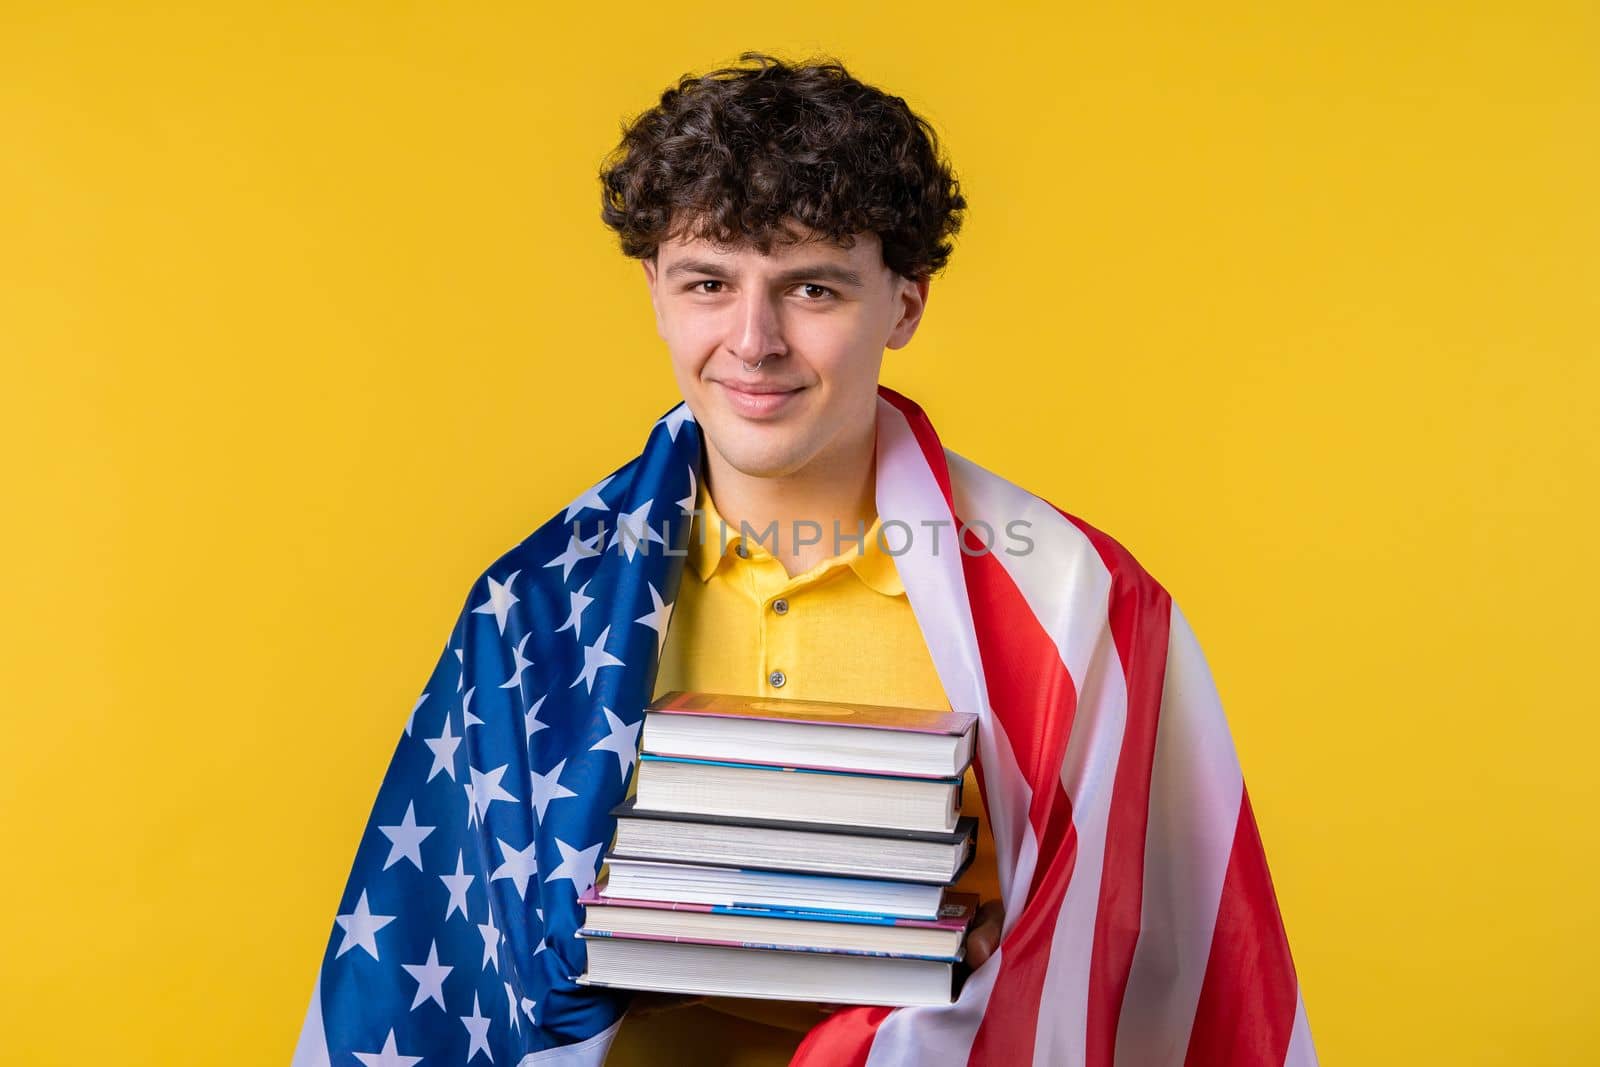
[716,381,805,418]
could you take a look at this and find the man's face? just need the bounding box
[641,222,928,482]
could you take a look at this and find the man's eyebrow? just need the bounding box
[773,264,864,288]
[662,258,865,288]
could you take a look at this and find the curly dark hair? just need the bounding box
[599,51,966,281]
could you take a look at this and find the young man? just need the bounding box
[294,53,1316,1067]
[599,56,994,1063]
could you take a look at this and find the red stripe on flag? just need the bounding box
[790,1005,894,1067]
[871,388,1095,1063]
[967,811,1079,1064]
[1182,790,1300,1067]
[961,520,1082,1063]
[1060,511,1174,1067]
[790,389,983,1067]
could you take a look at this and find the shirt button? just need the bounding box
[772,598,789,615]
[735,543,750,559]
[768,669,786,688]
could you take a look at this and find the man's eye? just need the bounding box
[798,284,833,300]
[691,280,723,294]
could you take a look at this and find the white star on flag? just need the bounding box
[453,647,465,692]
[463,781,479,829]
[590,706,642,781]
[524,694,549,741]
[469,764,518,819]
[405,692,428,737]
[471,569,520,636]
[490,837,540,900]
[401,940,452,1011]
[378,801,435,872]
[554,579,596,642]
[461,991,494,1062]
[529,757,579,822]
[521,996,538,1026]
[563,474,614,521]
[463,686,484,729]
[677,463,697,514]
[657,403,694,441]
[634,581,673,656]
[611,499,666,561]
[425,715,463,783]
[544,837,604,896]
[334,889,395,961]
[505,980,521,1033]
[544,528,602,582]
[570,625,624,693]
[441,851,474,921]
[353,1029,422,1067]
[478,912,501,971]
[499,632,535,689]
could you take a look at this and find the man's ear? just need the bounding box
[641,256,664,338]
[885,275,931,350]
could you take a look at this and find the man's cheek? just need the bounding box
[668,321,720,360]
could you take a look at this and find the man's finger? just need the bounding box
[966,899,1006,968]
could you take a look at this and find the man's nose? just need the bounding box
[727,290,788,364]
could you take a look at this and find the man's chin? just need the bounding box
[706,434,813,481]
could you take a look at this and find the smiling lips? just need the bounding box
[718,380,805,419]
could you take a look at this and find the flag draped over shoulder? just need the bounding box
[293,386,1316,1067]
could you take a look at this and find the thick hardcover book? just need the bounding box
[645,690,978,777]
[578,886,978,961]
[634,754,964,834]
[581,885,979,927]
[599,857,951,920]
[609,796,978,884]
[577,935,957,1007]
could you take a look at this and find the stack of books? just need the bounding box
[577,690,982,1008]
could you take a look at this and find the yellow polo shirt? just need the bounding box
[602,479,999,1067]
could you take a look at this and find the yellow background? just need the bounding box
[3,3,1595,1064]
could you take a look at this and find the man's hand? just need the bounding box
[964,898,1005,970]
[815,897,1006,1019]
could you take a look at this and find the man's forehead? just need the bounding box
[658,225,881,267]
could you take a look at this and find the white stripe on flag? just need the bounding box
[514,1019,622,1065]
[1113,601,1244,1066]
[1283,991,1318,1067]
[862,401,1036,1066]
[1032,626,1125,1067]
[289,972,330,1067]
[947,452,1128,1067]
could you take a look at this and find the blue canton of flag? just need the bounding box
[293,402,704,1065]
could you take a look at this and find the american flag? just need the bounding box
[293,386,1315,1066]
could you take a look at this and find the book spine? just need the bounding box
[580,929,961,963]
[588,900,970,930]
[707,904,900,925]
[726,900,939,922]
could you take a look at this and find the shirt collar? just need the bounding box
[687,479,905,597]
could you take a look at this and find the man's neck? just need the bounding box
[702,425,877,580]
